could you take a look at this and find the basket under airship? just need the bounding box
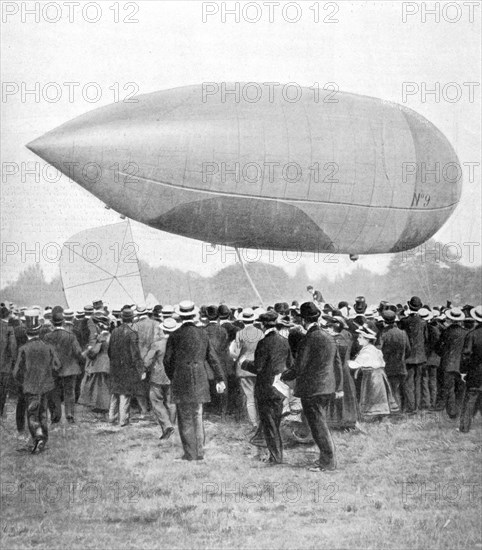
[27,83,462,255]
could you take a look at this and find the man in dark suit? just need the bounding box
[378,310,411,410]
[460,306,482,432]
[436,307,467,419]
[243,311,292,464]
[0,305,17,417]
[282,302,343,472]
[44,310,84,423]
[108,307,145,426]
[204,305,230,419]
[164,301,225,461]
[13,311,61,453]
[399,296,428,412]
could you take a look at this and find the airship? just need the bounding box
[27,83,461,257]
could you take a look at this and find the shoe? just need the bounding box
[174,455,191,462]
[159,427,174,441]
[308,464,336,472]
[31,440,46,454]
[67,417,75,424]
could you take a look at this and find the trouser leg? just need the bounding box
[47,377,62,422]
[419,363,430,409]
[108,393,119,423]
[150,383,173,432]
[459,390,481,433]
[62,376,76,420]
[27,393,48,443]
[0,372,10,415]
[16,386,27,432]
[240,377,258,427]
[301,395,335,468]
[119,395,131,425]
[403,365,416,412]
[257,396,283,463]
[177,403,204,460]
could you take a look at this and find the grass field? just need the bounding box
[1,402,481,550]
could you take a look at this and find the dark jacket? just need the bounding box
[461,325,482,388]
[425,321,442,367]
[204,322,230,380]
[0,320,17,374]
[282,325,343,398]
[164,322,224,404]
[13,337,61,394]
[436,323,467,373]
[108,323,145,394]
[400,313,427,364]
[44,327,84,377]
[379,324,411,376]
[244,330,292,401]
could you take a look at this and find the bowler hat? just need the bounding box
[381,310,397,324]
[299,302,321,320]
[258,311,278,327]
[408,296,423,311]
[121,308,135,322]
[206,305,219,320]
[218,304,231,319]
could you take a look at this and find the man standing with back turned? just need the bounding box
[281,302,343,472]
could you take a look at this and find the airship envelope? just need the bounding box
[27,83,462,255]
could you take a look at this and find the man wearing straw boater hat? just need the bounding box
[232,308,264,429]
[13,310,61,453]
[145,317,178,441]
[436,307,468,419]
[459,306,482,432]
[164,300,225,461]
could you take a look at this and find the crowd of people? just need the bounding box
[0,293,480,471]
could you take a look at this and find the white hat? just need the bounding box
[470,305,482,323]
[418,308,433,321]
[356,326,377,340]
[175,300,199,318]
[241,308,255,321]
[162,317,179,332]
[445,307,465,322]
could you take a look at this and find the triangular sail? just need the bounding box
[60,221,145,311]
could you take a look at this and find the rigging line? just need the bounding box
[235,247,264,307]
[63,276,115,290]
[113,220,131,279]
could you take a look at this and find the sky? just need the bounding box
[1,0,481,290]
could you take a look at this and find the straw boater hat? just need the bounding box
[63,309,75,322]
[356,326,377,340]
[162,317,178,333]
[470,305,482,323]
[241,308,255,322]
[76,310,85,319]
[162,305,175,319]
[136,305,148,318]
[445,307,465,322]
[175,300,199,318]
[418,308,433,321]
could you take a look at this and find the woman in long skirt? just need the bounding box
[324,317,359,429]
[348,326,399,420]
[79,315,111,414]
